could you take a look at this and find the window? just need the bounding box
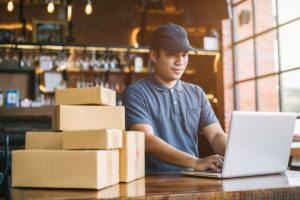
[231,0,300,113]
[233,0,253,42]
[281,70,300,113]
[277,0,300,24]
[236,81,256,111]
[254,0,276,33]
[257,75,279,111]
[235,39,255,81]
[255,30,278,76]
[279,20,300,70]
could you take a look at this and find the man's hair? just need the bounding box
[150,47,161,58]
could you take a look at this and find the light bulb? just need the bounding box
[85,0,92,15]
[7,0,14,12]
[67,5,72,21]
[47,1,55,14]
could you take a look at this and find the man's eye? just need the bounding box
[167,54,176,56]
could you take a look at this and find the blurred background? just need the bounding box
[0,0,300,179]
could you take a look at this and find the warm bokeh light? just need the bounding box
[7,0,14,12]
[67,5,72,21]
[47,1,55,14]
[85,0,92,15]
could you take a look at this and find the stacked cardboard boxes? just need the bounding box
[12,86,145,190]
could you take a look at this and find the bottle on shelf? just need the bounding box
[0,88,4,106]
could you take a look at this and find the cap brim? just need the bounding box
[188,46,198,54]
[165,44,197,54]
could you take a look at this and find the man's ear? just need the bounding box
[150,49,158,64]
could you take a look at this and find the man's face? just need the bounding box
[150,49,189,82]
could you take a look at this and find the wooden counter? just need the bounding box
[10,170,300,199]
[291,142,300,157]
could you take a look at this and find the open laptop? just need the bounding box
[181,111,297,178]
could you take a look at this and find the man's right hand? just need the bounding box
[192,155,224,172]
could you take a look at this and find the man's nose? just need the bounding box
[175,55,184,65]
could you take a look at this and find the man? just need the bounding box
[123,23,227,172]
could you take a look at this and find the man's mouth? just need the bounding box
[171,68,183,74]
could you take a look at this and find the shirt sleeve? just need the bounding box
[122,86,151,130]
[198,88,218,129]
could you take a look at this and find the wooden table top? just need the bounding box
[10,170,300,199]
[291,142,300,157]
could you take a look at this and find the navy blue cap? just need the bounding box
[150,23,197,53]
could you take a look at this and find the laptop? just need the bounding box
[181,111,297,178]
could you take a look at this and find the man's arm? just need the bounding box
[202,123,227,156]
[131,123,224,172]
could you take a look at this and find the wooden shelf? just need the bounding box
[0,42,218,55]
[0,107,53,119]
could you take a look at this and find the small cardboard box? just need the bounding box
[52,105,125,131]
[120,131,145,182]
[12,150,119,189]
[25,132,62,150]
[55,86,116,106]
[63,129,122,150]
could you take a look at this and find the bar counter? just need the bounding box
[10,170,300,199]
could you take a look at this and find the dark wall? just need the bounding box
[0,0,228,46]
[71,0,140,45]
[0,0,141,45]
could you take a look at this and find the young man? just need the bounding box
[123,23,227,172]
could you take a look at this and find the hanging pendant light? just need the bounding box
[85,0,92,15]
[7,0,14,12]
[67,4,72,21]
[47,0,55,14]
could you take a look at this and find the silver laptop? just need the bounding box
[181,111,297,178]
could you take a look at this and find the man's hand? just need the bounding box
[192,155,224,172]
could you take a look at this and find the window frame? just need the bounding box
[231,0,300,112]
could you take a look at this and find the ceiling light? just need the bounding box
[7,0,14,12]
[67,5,72,21]
[47,0,55,14]
[85,0,92,15]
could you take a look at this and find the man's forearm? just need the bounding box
[211,133,227,156]
[145,134,197,168]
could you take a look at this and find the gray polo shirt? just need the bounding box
[122,73,218,171]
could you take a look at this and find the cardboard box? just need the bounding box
[25,132,62,150]
[55,86,116,106]
[12,150,119,189]
[63,129,122,150]
[120,131,145,182]
[52,105,125,131]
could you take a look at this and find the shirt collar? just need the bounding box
[148,73,183,92]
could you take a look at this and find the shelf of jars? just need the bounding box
[0,42,219,72]
[0,42,219,107]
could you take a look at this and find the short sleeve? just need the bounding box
[198,88,218,129]
[122,86,151,130]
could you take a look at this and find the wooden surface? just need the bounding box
[10,170,300,199]
[0,107,53,119]
[291,142,300,157]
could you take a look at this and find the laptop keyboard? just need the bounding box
[200,169,222,173]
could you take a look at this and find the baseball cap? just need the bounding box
[150,23,197,53]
